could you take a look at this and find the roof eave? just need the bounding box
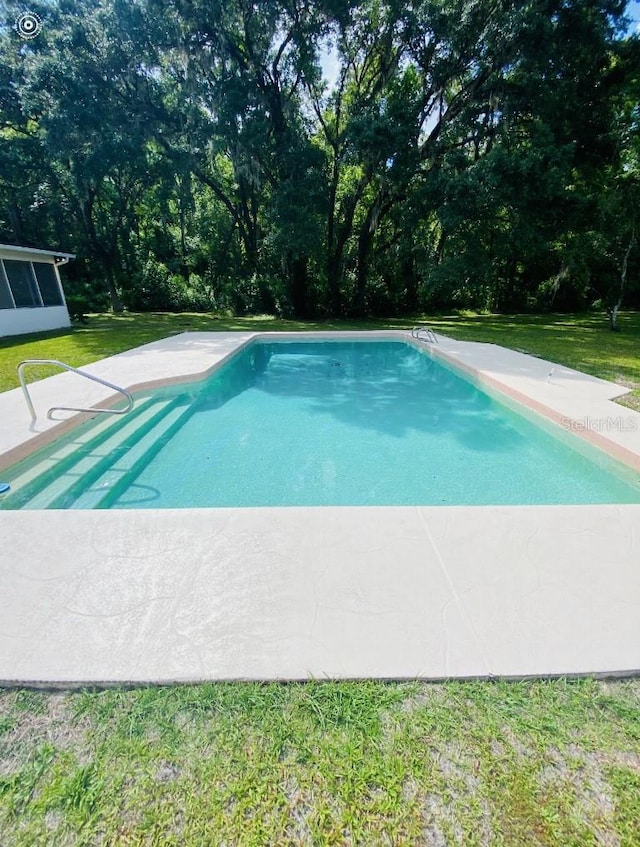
[0,244,76,261]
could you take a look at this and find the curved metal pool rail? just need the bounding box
[411,326,438,344]
[18,359,134,422]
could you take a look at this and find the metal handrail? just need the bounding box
[18,359,134,422]
[411,326,438,344]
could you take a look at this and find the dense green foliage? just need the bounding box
[1,1,639,319]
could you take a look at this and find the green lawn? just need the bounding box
[1,680,639,845]
[1,310,639,406]
[1,311,640,845]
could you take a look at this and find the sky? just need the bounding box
[318,3,640,89]
[626,0,640,32]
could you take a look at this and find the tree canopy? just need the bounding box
[1,0,639,319]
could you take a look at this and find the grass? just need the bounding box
[1,310,640,844]
[0,311,405,394]
[1,680,640,845]
[1,310,639,408]
[431,311,640,410]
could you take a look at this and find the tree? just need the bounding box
[592,36,640,329]
[0,0,160,311]
[0,0,635,318]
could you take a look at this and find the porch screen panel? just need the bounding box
[33,262,63,306]
[3,260,40,307]
[0,263,14,309]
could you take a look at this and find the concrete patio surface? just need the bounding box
[0,331,639,684]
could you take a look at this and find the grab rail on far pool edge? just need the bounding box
[411,326,438,344]
[18,359,134,422]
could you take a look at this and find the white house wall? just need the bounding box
[0,305,70,338]
[0,247,72,338]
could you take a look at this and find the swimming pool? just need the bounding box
[2,331,640,683]
[2,338,639,509]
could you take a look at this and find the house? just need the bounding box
[0,243,75,338]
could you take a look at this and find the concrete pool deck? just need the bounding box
[0,330,639,685]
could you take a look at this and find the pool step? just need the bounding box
[4,396,157,505]
[18,397,184,510]
[71,401,194,509]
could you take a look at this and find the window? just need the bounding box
[0,258,64,310]
[0,265,13,310]
[3,260,41,307]
[33,262,63,306]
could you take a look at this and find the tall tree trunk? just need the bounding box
[355,220,373,318]
[326,160,341,316]
[179,181,189,281]
[104,259,124,313]
[608,227,635,331]
[403,253,418,313]
[288,254,309,318]
[354,189,389,317]
[7,201,24,244]
[238,178,260,275]
[326,251,342,316]
[78,192,124,313]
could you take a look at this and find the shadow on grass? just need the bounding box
[1,310,639,394]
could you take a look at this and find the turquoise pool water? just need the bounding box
[2,339,640,509]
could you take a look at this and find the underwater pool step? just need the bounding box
[17,397,183,510]
[5,396,157,498]
[70,402,194,509]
